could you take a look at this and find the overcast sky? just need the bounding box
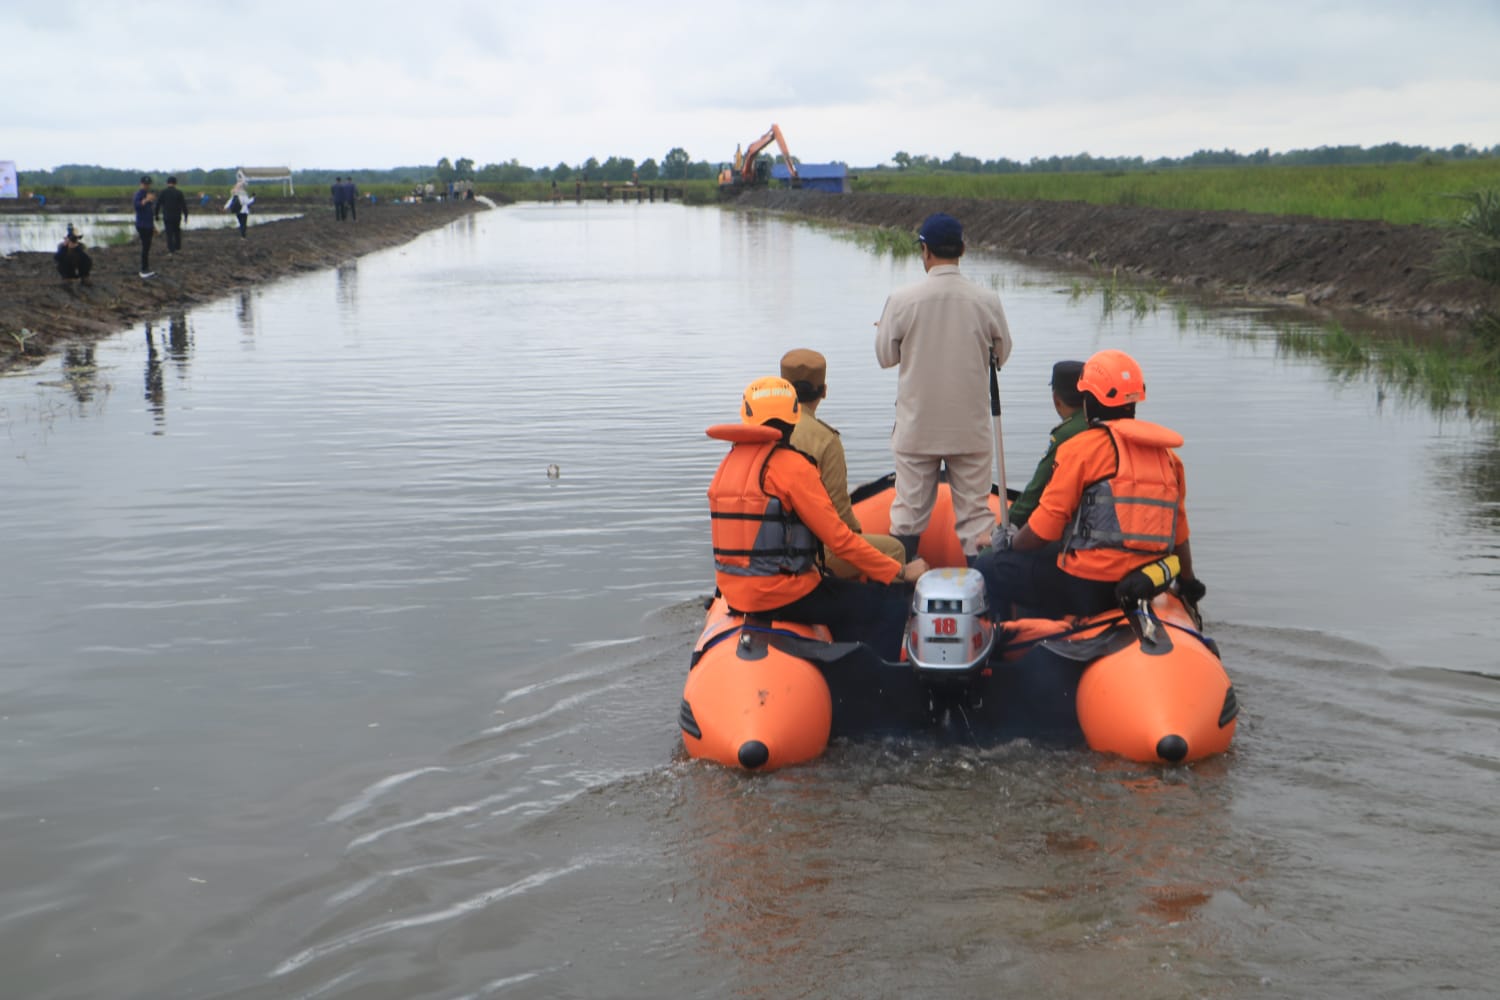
[9,0,1498,173]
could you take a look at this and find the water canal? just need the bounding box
[1,212,299,255]
[2,201,1498,999]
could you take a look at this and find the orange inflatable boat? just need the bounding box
[681,478,1238,771]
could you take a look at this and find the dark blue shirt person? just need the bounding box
[132,176,158,278]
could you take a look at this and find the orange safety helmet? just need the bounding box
[1078,349,1147,405]
[740,376,801,426]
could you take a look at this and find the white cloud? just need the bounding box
[6,0,1497,172]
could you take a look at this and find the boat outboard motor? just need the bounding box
[905,567,997,687]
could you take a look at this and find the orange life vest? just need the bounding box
[707,426,820,585]
[1059,419,1184,582]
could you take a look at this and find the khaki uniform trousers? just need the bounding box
[824,532,907,580]
[890,450,994,557]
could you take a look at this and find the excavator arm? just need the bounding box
[734,124,799,184]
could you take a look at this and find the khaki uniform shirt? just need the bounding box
[874,264,1013,455]
[790,413,861,534]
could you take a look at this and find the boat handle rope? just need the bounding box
[1137,610,1215,648]
[998,611,1131,656]
[1003,608,1217,661]
[696,620,824,658]
[697,608,1218,664]
[1122,606,1221,660]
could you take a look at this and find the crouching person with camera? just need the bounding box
[55,226,92,284]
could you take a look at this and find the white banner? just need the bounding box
[0,161,18,199]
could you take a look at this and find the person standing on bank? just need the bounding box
[708,377,929,659]
[1005,360,1089,532]
[133,175,158,278]
[226,181,254,238]
[874,212,1013,561]
[779,348,908,578]
[155,176,189,255]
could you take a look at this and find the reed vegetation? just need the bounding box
[1066,268,1170,320]
[855,160,1500,226]
[827,224,921,258]
[1056,276,1500,417]
[1271,323,1500,416]
[1055,265,1500,417]
[1435,188,1500,348]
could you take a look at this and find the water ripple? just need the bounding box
[271,859,596,977]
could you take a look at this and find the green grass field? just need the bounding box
[853,159,1500,226]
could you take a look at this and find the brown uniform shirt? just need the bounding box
[790,413,861,534]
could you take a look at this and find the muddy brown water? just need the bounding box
[2,202,1498,999]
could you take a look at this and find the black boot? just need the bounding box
[894,534,921,561]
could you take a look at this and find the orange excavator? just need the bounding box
[718,123,801,191]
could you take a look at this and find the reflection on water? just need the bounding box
[143,312,192,432]
[336,260,358,309]
[168,310,190,359]
[1447,437,1500,532]
[236,289,256,339]
[674,747,1247,998]
[144,329,163,421]
[60,344,100,403]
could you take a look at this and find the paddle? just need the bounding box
[990,352,1010,538]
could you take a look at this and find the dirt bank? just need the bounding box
[734,190,1498,335]
[1,197,490,372]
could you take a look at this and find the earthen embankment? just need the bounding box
[734,189,1495,334]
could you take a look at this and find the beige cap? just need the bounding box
[779,348,827,387]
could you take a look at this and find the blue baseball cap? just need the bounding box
[917,213,963,250]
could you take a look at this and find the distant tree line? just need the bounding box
[24,165,248,188]
[448,142,1500,182]
[19,147,721,190]
[447,147,715,184]
[19,142,1498,190]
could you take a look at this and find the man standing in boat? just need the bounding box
[875,212,1012,562]
[707,377,928,659]
[974,349,1204,619]
[779,348,907,578]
